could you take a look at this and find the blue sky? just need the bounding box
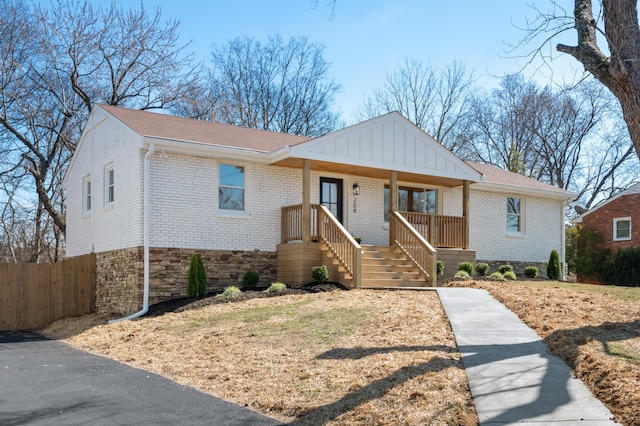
[113,1,583,122]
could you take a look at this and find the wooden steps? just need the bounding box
[359,245,428,288]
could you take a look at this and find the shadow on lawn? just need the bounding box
[287,345,465,426]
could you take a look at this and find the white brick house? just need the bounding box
[64,105,574,316]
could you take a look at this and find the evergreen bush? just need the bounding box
[311,265,330,283]
[242,269,260,289]
[498,264,513,275]
[265,282,287,294]
[475,263,489,276]
[547,250,561,280]
[599,247,640,287]
[524,266,539,278]
[489,272,506,281]
[187,254,207,298]
[221,285,242,300]
[503,271,517,280]
[458,261,474,276]
[436,261,444,276]
[454,270,471,280]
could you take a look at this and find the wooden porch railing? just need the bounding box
[399,212,466,248]
[281,204,361,286]
[317,205,362,287]
[390,211,437,286]
[281,204,319,243]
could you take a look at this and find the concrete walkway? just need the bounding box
[437,288,617,425]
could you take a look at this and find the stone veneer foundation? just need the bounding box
[96,247,277,315]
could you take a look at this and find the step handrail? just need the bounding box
[317,205,362,287]
[389,211,437,286]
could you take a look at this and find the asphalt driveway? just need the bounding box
[0,331,280,425]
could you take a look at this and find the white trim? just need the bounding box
[473,181,574,201]
[613,217,632,241]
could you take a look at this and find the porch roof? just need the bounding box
[271,112,482,187]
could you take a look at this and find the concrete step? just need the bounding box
[360,278,429,288]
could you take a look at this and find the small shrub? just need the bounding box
[242,269,260,289]
[498,264,513,275]
[311,265,330,283]
[458,261,474,276]
[221,285,242,300]
[265,282,287,294]
[436,261,444,276]
[489,272,506,281]
[187,254,207,298]
[454,270,471,280]
[547,250,561,280]
[503,271,517,280]
[524,266,539,278]
[475,263,489,276]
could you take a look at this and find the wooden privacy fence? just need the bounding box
[0,253,96,331]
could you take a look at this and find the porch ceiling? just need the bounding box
[272,157,469,187]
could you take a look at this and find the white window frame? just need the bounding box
[506,196,524,235]
[217,162,249,216]
[83,175,92,215]
[104,164,115,208]
[613,217,631,241]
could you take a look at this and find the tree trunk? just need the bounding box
[557,0,640,159]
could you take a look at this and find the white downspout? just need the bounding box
[561,199,569,281]
[110,143,154,323]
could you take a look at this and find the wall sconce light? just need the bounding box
[352,183,360,196]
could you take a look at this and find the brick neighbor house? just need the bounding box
[572,183,640,284]
[63,104,575,317]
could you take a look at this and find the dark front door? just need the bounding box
[320,177,343,223]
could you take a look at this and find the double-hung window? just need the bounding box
[613,217,631,241]
[83,175,92,214]
[104,165,115,207]
[506,197,521,233]
[219,164,245,211]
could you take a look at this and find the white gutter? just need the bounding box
[109,143,154,323]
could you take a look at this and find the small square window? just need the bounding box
[613,217,631,241]
[219,164,244,211]
[83,176,92,213]
[506,197,521,233]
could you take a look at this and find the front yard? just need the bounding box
[44,280,640,425]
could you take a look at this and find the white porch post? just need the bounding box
[302,159,311,242]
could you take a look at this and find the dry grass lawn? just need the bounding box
[44,280,640,425]
[44,290,477,425]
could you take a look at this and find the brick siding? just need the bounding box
[582,193,640,250]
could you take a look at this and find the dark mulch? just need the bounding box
[145,282,347,317]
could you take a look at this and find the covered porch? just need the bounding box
[271,112,482,288]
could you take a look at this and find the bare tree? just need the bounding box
[467,74,638,211]
[204,35,341,137]
[0,0,200,260]
[358,60,477,154]
[525,0,640,160]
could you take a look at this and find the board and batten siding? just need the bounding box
[65,111,144,257]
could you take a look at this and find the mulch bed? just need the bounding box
[146,282,347,317]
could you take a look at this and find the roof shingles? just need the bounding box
[98,104,309,152]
